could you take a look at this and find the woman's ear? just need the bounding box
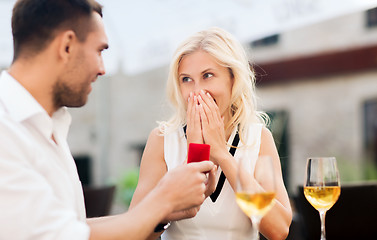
[58,30,76,63]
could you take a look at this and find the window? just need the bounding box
[251,34,279,48]
[364,99,377,166]
[74,155,92,186]
[366,7,377,28]
[130,142,146,166]
[266,110,290,189]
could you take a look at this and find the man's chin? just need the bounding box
[65,97,88,108]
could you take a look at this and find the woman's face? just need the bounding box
[178,50,233,120]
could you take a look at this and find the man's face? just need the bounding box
[53,12,108,109]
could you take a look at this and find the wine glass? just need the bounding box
[304,157,341,240]
[236,156,277,240]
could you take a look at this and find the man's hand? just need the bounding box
[162,164,217,222]
[156,161,215,213]
[164,206,201,221]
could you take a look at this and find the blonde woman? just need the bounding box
[130,27,292,240]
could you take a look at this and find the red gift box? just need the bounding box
[187,143,210,163]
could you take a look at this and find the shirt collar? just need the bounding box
[0,70,72,141]
[0,70,46,122]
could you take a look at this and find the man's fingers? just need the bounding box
[189,161,215,173]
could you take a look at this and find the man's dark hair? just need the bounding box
[11,0,103,61]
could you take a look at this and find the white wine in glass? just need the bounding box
[236,156,277,240]
[304,157,341,240]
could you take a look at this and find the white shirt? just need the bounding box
[0,71,90,240]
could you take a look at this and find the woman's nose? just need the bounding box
[193,82,205,95]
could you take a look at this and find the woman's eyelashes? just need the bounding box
[203,72,214,79]
[182,76,192,83]
[181,72,213,83]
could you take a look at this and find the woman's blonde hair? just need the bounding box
[159,27,267,140]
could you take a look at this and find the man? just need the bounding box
[0,0,216,239]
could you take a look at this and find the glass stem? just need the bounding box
[319,210,327,240]
[251,216,261,240]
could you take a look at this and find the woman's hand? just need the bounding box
[204,164,217,197]
[197,90,229,165]
[186,92,203,145]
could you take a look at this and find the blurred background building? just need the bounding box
[1,0,377,209]
[2,0,377,238]
[252,7,377,193]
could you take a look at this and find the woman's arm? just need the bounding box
[203,125,292,240]
[196,91,292,239]
[129,127,171,240]
[258,127,292,240]
[130,127,167,209]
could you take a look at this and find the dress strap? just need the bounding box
[182,126,240,202]
[210,132,239,202]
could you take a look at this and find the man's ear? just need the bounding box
[58,30,77,63]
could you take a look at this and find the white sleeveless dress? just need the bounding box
[162,123,263,240]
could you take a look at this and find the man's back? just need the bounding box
[0,71,90,239]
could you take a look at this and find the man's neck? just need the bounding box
[8,58,58,116]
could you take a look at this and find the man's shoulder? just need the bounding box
[0,111,37,166]
[0,110,32,147]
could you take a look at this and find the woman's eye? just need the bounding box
[182,77,192,82]
[204,73,213,79]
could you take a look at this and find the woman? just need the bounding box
[130,27,292,240]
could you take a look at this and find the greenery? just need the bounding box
[117,168,139,207]
[336,157,377,183]
[364,161,377,180]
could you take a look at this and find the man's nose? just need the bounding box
[98,58,106,76]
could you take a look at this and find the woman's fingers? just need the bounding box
[187,92,204,144]
[194,97,201,128]
[198,103,208,127]
[188,92,195,125]
[200,90,217,109]
[197,95,215,126]
[198,91,221,124]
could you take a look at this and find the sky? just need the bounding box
[1,0,377,75]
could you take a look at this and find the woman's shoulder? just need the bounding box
[151,126,163,136]
[146,127,164,147]
[260,126,273,141]
[259,126,277,154]
[148,125,184,146]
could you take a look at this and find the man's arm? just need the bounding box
[0,118,214,240]
[88,161,215,240]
